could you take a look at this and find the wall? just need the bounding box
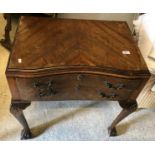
[59,13,138,31]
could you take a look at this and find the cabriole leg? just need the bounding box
[10,100,32,140]
[108,100,137,136]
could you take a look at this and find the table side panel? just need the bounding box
[13,73,144,101]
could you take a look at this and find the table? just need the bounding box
[6,16,151,140]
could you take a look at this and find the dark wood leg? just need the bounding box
[10,100,32,140]
[108,100,138,136]
[0,13,12,50]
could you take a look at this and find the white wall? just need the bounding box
[59,13,138,31]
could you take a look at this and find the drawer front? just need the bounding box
[16,73,142,101]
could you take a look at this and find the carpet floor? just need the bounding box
[1,100,155,141]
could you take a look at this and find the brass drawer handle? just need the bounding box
[100,91,118,99]
[100,92,106,98]
[77,74,84,81]
[104,81,113,89]
[107,93,117,99]
[104,80,125,90]
[33,80,57,97]
[115,83,125,90]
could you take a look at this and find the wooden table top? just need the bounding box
[7,16,149,77]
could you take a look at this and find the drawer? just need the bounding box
[15,73,142,101]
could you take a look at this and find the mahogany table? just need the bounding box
[6,16,151,140]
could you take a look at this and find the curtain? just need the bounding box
[133,13,155,60]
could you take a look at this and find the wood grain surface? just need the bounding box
[7,16,149,78]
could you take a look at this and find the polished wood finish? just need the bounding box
[8,16,149,75]
[6,16,151,140]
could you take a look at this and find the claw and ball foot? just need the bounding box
[108,127,117,136]
[21,129,32,140]
[10,100,32,140]
[108,100,137,137]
